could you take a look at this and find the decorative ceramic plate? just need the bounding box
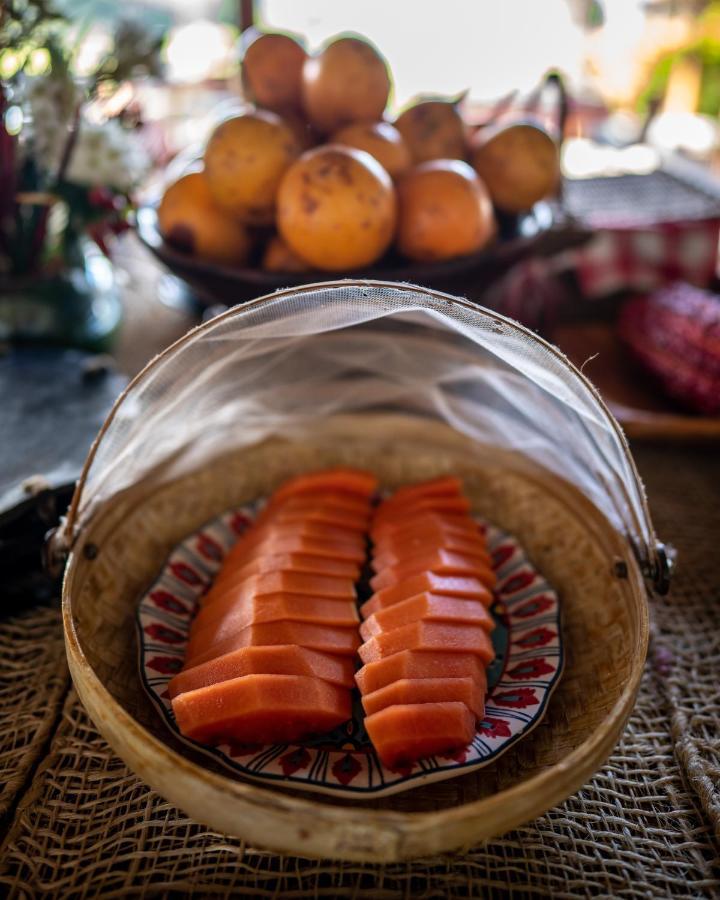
[137,505,563,798]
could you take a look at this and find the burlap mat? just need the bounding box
[0,445,718,898]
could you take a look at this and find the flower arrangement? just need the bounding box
[0,1,161,277]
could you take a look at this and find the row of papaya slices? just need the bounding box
[169,469,497,767]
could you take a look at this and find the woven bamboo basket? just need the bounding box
[60,281,658,862]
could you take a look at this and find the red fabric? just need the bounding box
[574,219,720,297]
[487,218,720,329]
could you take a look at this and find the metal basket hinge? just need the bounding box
[43,519,72,580]
[642,542,674,596]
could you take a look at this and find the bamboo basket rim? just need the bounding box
[62,439,650,861]
[60,279,660,585]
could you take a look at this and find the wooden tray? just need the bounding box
[62,415,648,861]
[552,322,720,442]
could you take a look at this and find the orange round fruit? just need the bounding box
[302,36,390,134]
[395,160,494,262]
[331,121,411,180]
[281,108,319,151]
[395,98,468,163]
[204,110,300,225]
[277,145,397,271]
[157,171,251,266]
[471,123,560,212]
[242,31,307,113]
[262,234,311,272]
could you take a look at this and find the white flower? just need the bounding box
[24,75,79,165]
[20,75,150,192]
[64,119,150,192]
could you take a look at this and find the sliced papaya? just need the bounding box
[362,573,492,618]
[257,501,370,534]
[362,676,485,718]
[258,506,369,532]
[269,468,378,503]
[200,570,356,613]
[227,519,366,559]
[168,644,356,699]
[377,476,463,510]
[186,620,361,667]
[358,621,495,666]
[372,494,471,529]
[372,515,484,550]
[369,548,496,592]
[371,532,490,571]
[221,530,364,575]
[355,649,487,695]
[262,492,372,518]
[222,534,368,564]
[171,673,351,744]
[359,592,494,640]
[214,552,360,586]
[186,595,359,660]
[364,702,476,767]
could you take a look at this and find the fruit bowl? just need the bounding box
[135,205,588,307]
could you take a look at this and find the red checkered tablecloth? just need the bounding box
[487,166,720,328]
[487,216,720,329]
[572,217,720,298]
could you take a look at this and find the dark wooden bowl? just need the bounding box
[135,206,591,308]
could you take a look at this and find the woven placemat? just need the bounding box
[0,445,718,898]
[0,606,68,824]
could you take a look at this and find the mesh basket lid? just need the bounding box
[62,280,665,589]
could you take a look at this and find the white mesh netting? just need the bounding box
[67,281,657,569]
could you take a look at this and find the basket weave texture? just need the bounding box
[0,444,719,897]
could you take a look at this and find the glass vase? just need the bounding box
[0,238,123,353]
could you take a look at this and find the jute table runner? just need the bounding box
[0,445,718,898]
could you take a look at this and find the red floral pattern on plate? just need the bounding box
[196,533,223,562]
[144,623,185,645]
[332,753,364,785]
[514,626,557,648]
[280,747,313,776]
[500,569,537,595]
[512,596,555,618]
[492,687,539,709]
[478,717,513,739]
[150,590,191,617]
[229,512,252,535]
[491,544,516,568]
[147,655,183,675]
[506,659,556,680]
[169,561,204,587]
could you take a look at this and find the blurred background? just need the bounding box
[40,0,720,160]
[2,0,720,474]
[3,0,720,603]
